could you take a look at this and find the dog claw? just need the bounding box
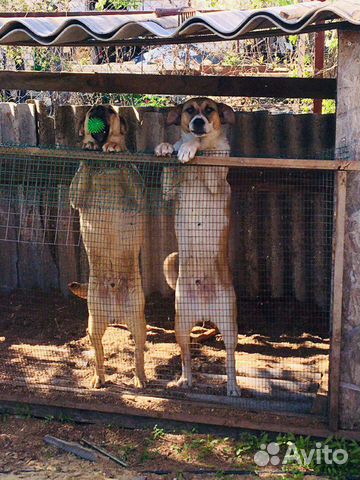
[227,384,241,397]
[167,376,192,389]
[133,375,147,389]
[90,373,105,389]
[155,142,174,157]
[82,142,97,150]
[103,142,124,153]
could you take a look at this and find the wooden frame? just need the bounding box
[0,144,352,432]
[0,72,337,99]
[0,13,359,435]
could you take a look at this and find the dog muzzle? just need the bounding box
[190,116,207,137]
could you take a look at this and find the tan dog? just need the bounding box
[155,98,240,397]
[70,105,147,389]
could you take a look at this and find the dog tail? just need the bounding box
[68,282,88,300]
[163,252,179,290]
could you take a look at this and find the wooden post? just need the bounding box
[335,30,360,431]
[328,171,347,431]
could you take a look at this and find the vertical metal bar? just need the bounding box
[328,170,347,431]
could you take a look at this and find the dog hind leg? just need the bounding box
[130,317,147,389]
[126,299,147,388]
[169,314,193,388]
[88,312,107,388]
[220,319,241,397]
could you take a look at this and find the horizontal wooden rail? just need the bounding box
[0,71,337,99]
[1,146,359,170]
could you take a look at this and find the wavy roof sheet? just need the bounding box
[0,0,359,46]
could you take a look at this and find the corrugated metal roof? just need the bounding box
[0,0,359,46]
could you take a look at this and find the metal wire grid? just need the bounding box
[0,153,334,414]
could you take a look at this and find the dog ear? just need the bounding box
[218,103,236,125]
[166,105,183,126]
[119,115,128,135]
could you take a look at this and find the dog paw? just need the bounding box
[102,141,124,153]
[90,373,105,389]
[167,375,192,389]
[133,374,147,389]
[155,142,174,157]
[177,142,198,163]
[82,141,98,150]
[227,383,241,397]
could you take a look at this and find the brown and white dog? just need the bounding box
[70,105,147,389]
[155,98,240,396]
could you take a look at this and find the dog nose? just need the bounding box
[192,117,205,129]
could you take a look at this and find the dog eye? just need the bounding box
[205,107,214,115]
[186,106,195,114]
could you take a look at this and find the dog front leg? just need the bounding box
[177,139,200,163]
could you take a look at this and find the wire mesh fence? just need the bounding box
[0,147,335,415]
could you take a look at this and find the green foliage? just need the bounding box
[0,0,71,12]
[251,0,295,8]
[95,0,141,10]
[322,99,336,114]
[0,412,9,423]
[44,415,56,423]
[34,48,61,72]
[134,95,171,108]
[278,433,360,480]
[289,35,298,47]
[57,413,75,423]
[326,30,338,52]
[152,424,166,440]
[15,404,32,419]
[235,432,271,456]
[233,432,360,479]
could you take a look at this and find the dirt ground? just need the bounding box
[0,291,334,479]
[0,290,329,417]
[0,416,272,480]
[0,415,334,480]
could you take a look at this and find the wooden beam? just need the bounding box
[1,390,359,440]
[0,391,333,439]
[328,170,347,431]
[0,146,359,170]
[335,30,360,432]
[0,71,337,99]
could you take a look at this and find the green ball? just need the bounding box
[87,117,106,135]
